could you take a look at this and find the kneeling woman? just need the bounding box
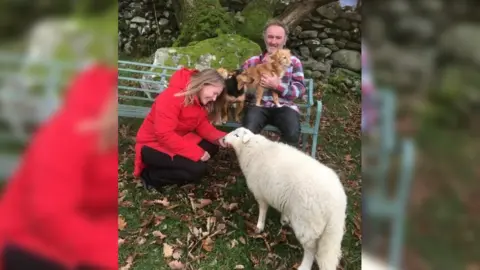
[134,67,229,190]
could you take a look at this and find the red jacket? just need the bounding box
[0,64,118,269]
[134,67,226,177]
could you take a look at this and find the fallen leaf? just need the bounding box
[155,215,166,226]
[196,198,212,209]
[213,209,223,218]
[168,260,185,269]
[201,237,214,252]
[118,216,127,231]
[136,237,146,245]
[230,239,238,248]
[154,198,170,207]
[166,204,180,210]
[118,238,125,246]
[172,249,183,260]
[216,223,226,232]
[249,253,260,266]
[153,230,167,239]
[227,203,239,211]
[120,201,134,207]
[119,255,134,270]
[239,237,246,245]
[163,243,174,258]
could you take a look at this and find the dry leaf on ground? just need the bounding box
[196,198,212,209]
[163,243,174,258]
[172,249,183,260]
[152,230,167,239]
[119,255,134,270]
[118,216,127,231]
[168,260,185,269]
[154,198,170,206]
[201,237,214,252]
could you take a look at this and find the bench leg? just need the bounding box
[389,139,416,269]
[310,133,318,159]
[301,133,308,153]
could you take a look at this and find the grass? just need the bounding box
[404,123,480,269]
[117,79,361,269]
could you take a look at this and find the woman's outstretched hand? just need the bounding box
[201,151,211,161]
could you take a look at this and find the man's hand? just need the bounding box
[200,151,211,161]
[260,74,281,90]
[218,137,231,148]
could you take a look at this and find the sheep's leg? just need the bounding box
[255,200,269,233]
[297,240,317,270]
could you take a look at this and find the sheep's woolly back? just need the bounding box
[231,133,347,234]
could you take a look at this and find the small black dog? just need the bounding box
[214,68,246,124]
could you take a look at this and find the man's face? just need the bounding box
[264,25,286,54]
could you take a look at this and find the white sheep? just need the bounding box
[223,127,347,270]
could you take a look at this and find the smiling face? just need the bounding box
[198,83,223,105]
[264,25,287,54]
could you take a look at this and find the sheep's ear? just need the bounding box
[241,129,253,143]
[242,134,252,143]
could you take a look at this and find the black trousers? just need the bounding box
[1,243,97,270]
[140,139,219,190]
[242,105,301,145]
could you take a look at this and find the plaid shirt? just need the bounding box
[361,41,377,133]
[241,51,306,112]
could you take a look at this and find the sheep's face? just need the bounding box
[224,127,254,147]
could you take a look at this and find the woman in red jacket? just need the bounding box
[0,64,118,270]
[134,67,229,190]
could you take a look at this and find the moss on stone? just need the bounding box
[174,0,235,47]
[237,0,275,48]
[23,6,117,97]
[154,34,261,71]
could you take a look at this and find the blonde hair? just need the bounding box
[174,68,225,111]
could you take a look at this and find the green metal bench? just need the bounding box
[363,89,416,270]
[117,60,323,159]
[0,51,83,180]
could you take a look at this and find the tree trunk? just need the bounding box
[173,0,235,47]
[237,0,277,48]
[277,0,337,30]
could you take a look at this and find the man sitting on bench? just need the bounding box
[241,19,306,146]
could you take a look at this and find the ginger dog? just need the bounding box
[236,49,292,107]
[212,68,246,124]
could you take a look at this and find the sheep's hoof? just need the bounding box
[254,226,264,234]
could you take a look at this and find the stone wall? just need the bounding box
[118,0,178,56]
[118,0,361,77]
[289,2,361,79]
